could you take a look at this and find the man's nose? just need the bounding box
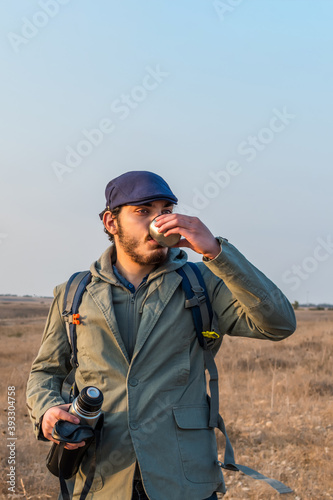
[150,210,163,221]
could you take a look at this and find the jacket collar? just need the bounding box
[87,244,189,365]
[90,245,188,285]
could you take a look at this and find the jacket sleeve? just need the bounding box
[26,283,71,439]
[199,237,296,341]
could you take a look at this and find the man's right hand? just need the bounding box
[42,403,86,450]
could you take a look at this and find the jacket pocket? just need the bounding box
[173,406,223,484]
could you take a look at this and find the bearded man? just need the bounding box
[27,171,296,500]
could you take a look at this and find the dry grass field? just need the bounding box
[0,298,332,499]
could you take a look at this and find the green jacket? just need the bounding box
[26,238,296,500]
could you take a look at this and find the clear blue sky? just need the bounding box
[0,0,332,304]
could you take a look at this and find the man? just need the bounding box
[27,171,296,500]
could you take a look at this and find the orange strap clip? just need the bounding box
[72,314,80,325]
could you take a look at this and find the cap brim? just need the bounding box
[99,196,177,220]
[125,196,178,206]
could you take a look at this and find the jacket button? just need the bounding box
[129,378,139,387]
[130,422,139,430]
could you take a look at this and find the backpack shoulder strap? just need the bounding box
[176,262,218,348]
[176,263,293,495]
[215,414,293,494]
[176,262,220,427]
[61,270,92,402]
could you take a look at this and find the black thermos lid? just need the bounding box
[77,386,104,413]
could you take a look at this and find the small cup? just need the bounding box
[149,218,181,247]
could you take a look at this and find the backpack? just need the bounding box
[61,263,292,495]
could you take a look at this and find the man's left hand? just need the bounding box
[154,214,221,259]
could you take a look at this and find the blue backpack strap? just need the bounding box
[176,262,213,349]
[62,271,83,317]
[177,263,220,427]
[61,271,92,402]
[186,262,213,318]
[62,270,92,368]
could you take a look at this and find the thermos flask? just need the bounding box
[68,386,103,426]
[46,386,103,479]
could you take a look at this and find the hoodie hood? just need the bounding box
[90,245,188,285]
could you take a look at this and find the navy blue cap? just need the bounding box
[99,171,178,219]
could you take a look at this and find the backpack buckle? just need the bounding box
[185,288,206,309]
[63,313,81,325]
[202,331,220,350]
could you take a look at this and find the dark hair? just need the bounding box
[100,206,122,242]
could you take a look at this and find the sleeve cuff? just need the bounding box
[202,237,227,262]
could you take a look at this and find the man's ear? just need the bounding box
[103,211,118,235]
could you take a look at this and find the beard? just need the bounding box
[116,220,169,266]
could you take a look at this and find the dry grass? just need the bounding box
[0,299,332,499]
[215,310,333,500]
[0,298,59,499]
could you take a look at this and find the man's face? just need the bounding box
[113,200,174,266]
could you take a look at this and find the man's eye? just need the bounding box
[137,209,149,214]
[162,210,172,214]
